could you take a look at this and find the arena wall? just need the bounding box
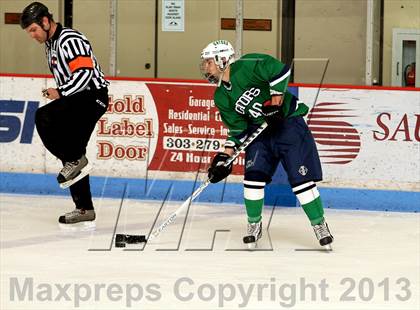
[0,75,419,212]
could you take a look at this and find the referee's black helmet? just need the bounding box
[20,2,53,29]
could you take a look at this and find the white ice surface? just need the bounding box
[1,193,419,310]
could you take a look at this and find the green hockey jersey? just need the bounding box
[214,53,309,147]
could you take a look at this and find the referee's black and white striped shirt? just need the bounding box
[45,23,109,97]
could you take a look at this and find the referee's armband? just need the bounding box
[69,56,94,73]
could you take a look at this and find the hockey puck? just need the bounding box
[115,234,126,243]
[115,234,147,244]
[243,235,256,244]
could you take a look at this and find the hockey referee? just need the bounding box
[20,2,109,225]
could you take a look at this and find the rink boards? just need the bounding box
[0,75,419,212]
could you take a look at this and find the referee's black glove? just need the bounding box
[208,152,233,183]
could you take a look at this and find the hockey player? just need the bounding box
[20,2,109,225]
[200,40,334,249]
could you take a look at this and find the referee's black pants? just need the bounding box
[35,87,108,210]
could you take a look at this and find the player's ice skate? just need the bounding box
[57,155,92,189]
[242,220,262,250]
[312,219,334,250]
[58,208,96,231]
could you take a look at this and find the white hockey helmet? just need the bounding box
[200,40,235,85]
[201,40,235,70]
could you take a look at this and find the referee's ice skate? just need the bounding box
[312,219,334,250]
[58,208,96,231]
[59,208,95,223]
[243,220,262,249]
[57,155,92,189]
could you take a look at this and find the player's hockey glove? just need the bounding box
[208,152,233,183]
[262,100,283,126]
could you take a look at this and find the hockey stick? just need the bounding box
[147,121,269,242]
